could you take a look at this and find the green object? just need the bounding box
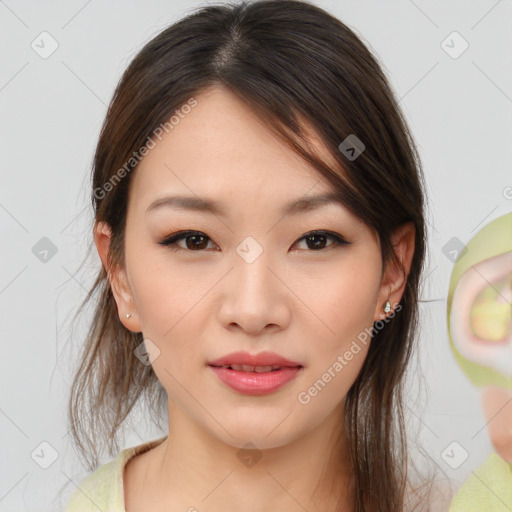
[449,453,512,511]
[446,212,512,390]
[65,436,167,511]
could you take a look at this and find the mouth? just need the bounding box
[208,364,302,373]
[206,351,304,395]
[207,350,303,369]
[207,363,304,395]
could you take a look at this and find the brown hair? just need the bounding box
[68,1,431,509]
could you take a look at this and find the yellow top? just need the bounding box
[66,438,511,511]
[449,452,512,511]
[65,436,167,512]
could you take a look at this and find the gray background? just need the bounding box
[1,0,511,510]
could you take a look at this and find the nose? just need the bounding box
[217,248,291,336]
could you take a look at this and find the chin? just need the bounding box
[208,411,313,452]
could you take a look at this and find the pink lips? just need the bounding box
[208,350,302,368]
[207,351,303,396]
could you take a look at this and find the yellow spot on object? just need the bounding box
[470,277,511,342]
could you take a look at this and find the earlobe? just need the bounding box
[93,221,142,332]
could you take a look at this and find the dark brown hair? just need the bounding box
[68,1,430,509]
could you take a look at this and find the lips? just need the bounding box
[207,350,303,372]
[207,351,304,394]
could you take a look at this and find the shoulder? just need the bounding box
[449,452,512,511]
[65,436,167,512]
[65,455,124,512]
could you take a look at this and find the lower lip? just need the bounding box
[208,365,303,395]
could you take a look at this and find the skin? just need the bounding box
[95,85,415,512]
[482,386,512,463]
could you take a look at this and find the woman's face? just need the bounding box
[103,86,397,450]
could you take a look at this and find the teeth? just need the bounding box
[221,364,281,372]
[253,365,273,373]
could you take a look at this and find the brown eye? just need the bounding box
[182,234,210,250]
[159,229,351,252]
[294,230,351,251]
[159,231,216,251]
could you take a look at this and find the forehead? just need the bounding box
[130,86,347,214]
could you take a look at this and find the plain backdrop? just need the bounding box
[1,0,511,510]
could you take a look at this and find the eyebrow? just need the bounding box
[145,192,348,218]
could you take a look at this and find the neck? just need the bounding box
[136,400,355,512]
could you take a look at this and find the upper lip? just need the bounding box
[208,351,303,368]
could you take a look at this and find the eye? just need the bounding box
[159,230,216,251]
[293,230,351,251]
[158,229,351,252]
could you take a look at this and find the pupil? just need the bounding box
[185,233,329,250]
[187,235,207,250]
[308,234,326,250]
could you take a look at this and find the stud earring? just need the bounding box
[383,300,391,314]
[126,313,132,319]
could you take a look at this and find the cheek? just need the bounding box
[292,260,381,407]
[126,241,208,338]
[129,262,209,396]
[304,255,381,347]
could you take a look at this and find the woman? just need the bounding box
[65,1,438,510]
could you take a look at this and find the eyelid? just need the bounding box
[158,229,352,253]
[158,230,217,251]
[158,229,352,251]
[294,230,351,249]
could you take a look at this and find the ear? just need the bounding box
[94,221,142,332]
[374,221,416,321]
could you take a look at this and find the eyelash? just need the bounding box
[158,230,351,252]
